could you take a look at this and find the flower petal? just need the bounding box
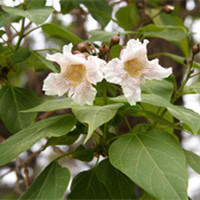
[86,56,105,84]
[63,43,73,55]
[42,73,69,96]
[121,76,141,105]
[121,39,149,62]
[104,58,126,84]
[69,81,97,105]
[142,59,172,80]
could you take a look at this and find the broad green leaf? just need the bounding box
[82,0,112,27]
[60,0,78,14]
[46,130,80,147]
[72,103,123,142]
[110,44,122,59]
[68,169,110,199]
[115,3,139,30]
[19,161,71,200]
[109,130,188,200]
[0,12,20,28]
[141,94,200,135]
[152,52,200,69]
[138,24,188,42]
[71,145,94,162]
[184,150,200,174]
[23,98,77,113]
[0,86,40,133]
[89,30,135,42]
[32,51,58,72]
[141,79,174,101]
[95,159,137,199]
[184,82,200,94]
[2,6,54,25]
[42,23,82,44]
[11,47,31,64]
[0,115,75,166]
[26,0,46,9]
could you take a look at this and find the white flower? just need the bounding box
[42,43,105,105]
[104,39,172,105]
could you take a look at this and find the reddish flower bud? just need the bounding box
[163,5,174,14]
[76,41,88,52]
[99,44,109,55]
[192,44,200,55]
[110,34,120,46]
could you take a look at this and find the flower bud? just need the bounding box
[136,2,143,9]
[110,34,120,46]
[99,44,109,55]
[192,44,200,55]
[163,5,174,14]
[76,41,88,52]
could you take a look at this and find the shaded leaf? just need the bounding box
[96,159,137,199]
[72,103,123,142]
[19,161,71,200]
[68,169,110,199]
[115,3,139,30]
[11,48,31,64]
[0,115,76,166]
[109,130,188,200]
[32,51,58,72]
[46,130,80,147]
[0,86,40,133]
[71,145,94,162]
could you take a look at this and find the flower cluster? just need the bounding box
[43,39,172,105]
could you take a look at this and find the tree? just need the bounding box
[0,0,200,199]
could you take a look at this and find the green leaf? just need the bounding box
[23,98,77,113]
[141,79,174,101]
[184,82,200,94]
[138,24,188,42]
[82,0,112,27]
[26,0,46,9]
[153,52,200,69]
[184,150,200,174]
[60,0,79,14]
[0,86,40,133]
[68,169,110,199]
[96,159,137,199]
[32,51,58,72]
[0,115,75,166]
[115,3,139,30]
[0,12,20,28]
[141,94,200,135]
[42,23,82,44]
[19,161,71,200]
[89,29,135,42]
[11,48,31,64]
[109,130,188,200]
[2,6,54,25]
[110,44,122,59]
[71,145,94,162]
[46,130,80,147]
[72,103,123,142]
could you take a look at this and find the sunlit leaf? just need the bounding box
[0,115,76,166]
[20,161,71,200]
[72,103,123,142]
[109,130,188,200]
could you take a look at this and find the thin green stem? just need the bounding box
[172,54,195,103]
[24,25,42,37]
[15,18,25,51]
[124,117,132,131]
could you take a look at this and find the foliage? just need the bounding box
[0,0,200,199]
